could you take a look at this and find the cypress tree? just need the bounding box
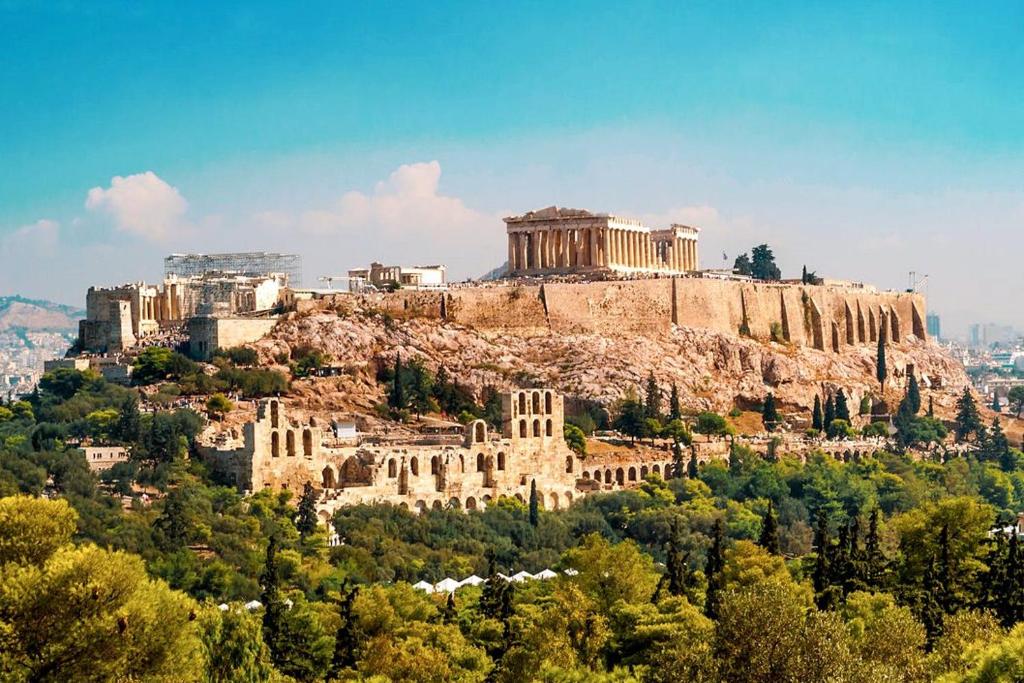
[443,592,458,624]
[669,384,681,421]
[920,559,945,645]
[687,450,699,479]
[528,479,539,527]
[644,372,660,420]
[758,501,781,555]
[992,393,1002,413]
[1005,533,1024,626]
[705,519,726,618]
[331,584,360,676]
[927,395,934,418]
[955,388,982,442]
[389,353,405,410]
[937,524,956,614]
[296,481,319,538]
[672,442,685,480]
[665,518,691,597]
[761,393,779,432]
[812,395,824,431]
[990,418,1015,471]
[812,509,832,608]
[876,333,887,393]
[907,368,921,414]
[261,536,286,667]
[835,389,851,422]
[824,394,836,430]
[863,509,885,590]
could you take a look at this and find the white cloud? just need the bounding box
[1,218,59,253]
[85,171,188,241]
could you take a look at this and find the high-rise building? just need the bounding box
[165,252,302,286]
[926,312,941,340]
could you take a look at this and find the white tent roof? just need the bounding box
[217,603,230,611]
[412,580,435,593]
[496,573,511,582]
[244,600,263,611]
[534,569,558,580]
[434,578,461,593]
[458,574,485,587]
[510,570,534,582]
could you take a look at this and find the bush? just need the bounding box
[862,421,889,438]
[826,419,856,440]
[212,347,259,367]
[564,424,587,456]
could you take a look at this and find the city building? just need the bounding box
[504,206,699,277]
[80,445,130,472]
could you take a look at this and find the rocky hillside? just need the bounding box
[252,302,971,423]
[0,296,81,332]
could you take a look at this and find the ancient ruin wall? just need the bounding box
[431,278,927,350]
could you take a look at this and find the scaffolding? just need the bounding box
[164,252,302,286]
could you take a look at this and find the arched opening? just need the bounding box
[545,391,552,414]
[497,452,506,470]
[322,466,335,489]
[448,497,461,509]
[270,401,279,428]
[286,430,296,457]
[565,456,574,473]
[476,453,485,472]
[604,469,612,484]
[431,455,439,475]
[415,500,426,514]
[664,463,673,477]
[532,419,541,437]
[431,500,443,510]
[545,419,553,437]
[515,493,526,503]
[582,471,590,480]
[652,464,661,476]
[641,465,648,478]
[459,454,465,472]
[388,459,397,478]
[518,392,526,415]
[410,457,419,476]
[303,429,313,457]
[475,422,486,443]
[549,492,559,510]
[399,502,409,510]
[519,420,527,438]
[466,497,477,511]
[628,466,637,481]
[482,495,492,507]
[564,491,572,506]
[616,468,624,485]
[271,431,280,457]
[532,392,541,414]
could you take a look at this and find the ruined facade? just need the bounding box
[504,206,699,277]
[198,390,677,520]
[78,274,286,353]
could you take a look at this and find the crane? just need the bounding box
[318,276,350,290]
[907,271,929,295]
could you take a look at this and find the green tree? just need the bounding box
[859,394,872,416]
[206,393,233,421]
[749,244,782,280]
[812,395,824,431]
[198,605,275,683]
[687,450,699,479]
[705,519,726,618]
[613,395,646,442]
[1009,386,1024,418]
[295,481,319,538]
[758,501,781,555]
[529,479,539,527]
[733,253,752,276]
[877,333,887,393]
[331,584,360,677]
[954,388,982,442]
[388,353,405,410]
[563,423,587,456]
[669,383,681,421]
[907,368,922,414]
[992,394,1001,413]
[824,394,836,429]
[761,393,780,432]
[835,389,851,422]
[694,411,730,437]
[644,372,661,420]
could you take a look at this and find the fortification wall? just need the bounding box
[362,278,927,352]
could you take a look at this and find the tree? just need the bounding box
[296,481,319,538]
[199,605,275,683]
[877,333,887,393]
[863,509,886,590]
[694,411,731,437]
[613,395,646,442]
[907,369,922,414]
[644,372,661,420]
[529,479,539,527]
[991,393,1002,413]
[927,395,934,418]
[733,253,752,276]
[824,394,836,429]
[749,244,782,280]
[643,417,663,445]
[759,501,781,555]
[331,584,360,677]
[812,509,833,608]
[812,395,824,431]
[1009,385,1024,418]
[563,423,586,456]
[859,394,872,416]
[954,388,982,442]
[687,450,699,479]
[388,353,405,410]
[113,395,142,444]
[261,536,286,668]
[664,518,691,597]
[705,519,726,618]
[835,389,850,423]
[761,393,780,432]
[669,383,681,421]
[206,392,233,421]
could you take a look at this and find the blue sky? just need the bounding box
[2,1,1023,336]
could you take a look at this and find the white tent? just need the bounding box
[244,600,263,611]
[412,580,435,593]
[217,603,230,611]
[434,577,461,593]
[563,568,579,576]
[458,574,485,587]
[510,570,534,583]
[534,569,558,580]
[496,573,512,582]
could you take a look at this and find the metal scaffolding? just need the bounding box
[164,252,302,286]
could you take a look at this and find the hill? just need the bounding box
[0,296,82,332]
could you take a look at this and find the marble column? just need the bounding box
[508,234,516,271]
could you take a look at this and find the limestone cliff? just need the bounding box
[253,295,969,426]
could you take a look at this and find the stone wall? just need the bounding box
[188,316,279,360]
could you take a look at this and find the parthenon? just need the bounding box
[504,206,699,276]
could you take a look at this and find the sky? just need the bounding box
[2,1,1024,338]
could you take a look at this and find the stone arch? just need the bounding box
[549,492,559,510]
[399,502,409,510]
[641,465,649,478]
[565,456,574,473]
[545,419,553,437]
[415,500,426,514]
[604,469,612,484]
[532,391,541,414]
[532,419,541,437]
[322,466,335,488]
[582,470,590,480]
[410,456,419,476]
[448,497,461,509]
[482,495,492,507]
[497,452,506,470]
[286,430,296,457]
[474,421,486,443]
[652,464,661,476]
[564,491,573,506]
[664,462,673,477]
[515,493,526,503]
[615,468,625,485]
[303,429,313,457]
[431,500,443,510]
[317,509,330,524]
[430,455,439,475]
[545,391,552,414]
[518,392,526,415]
[271,431,280,457]
[628,466,637,481]
[388,458,397,478]
[466,496,477,511]
[519,420,527,438]
[476,453,485,472]
[270,400,280,428]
